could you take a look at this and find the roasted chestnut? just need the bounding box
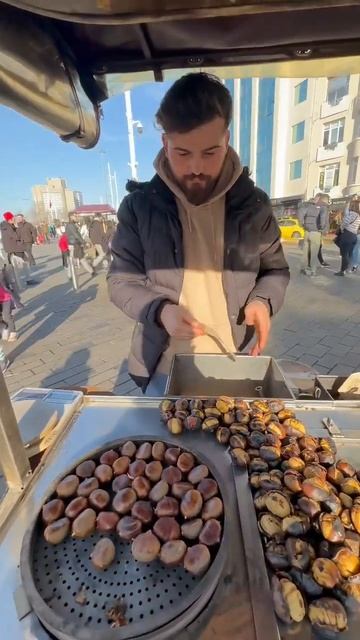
[160,540,187,567]
[131,531,160,562]
[216,427,231,445]
[258,513,283,538]
[184,416,202,431]
[286,537,314,571]
[341,573,360,603]
[267,400,285,414]
[112,475,130,492]
[190,398,203,411]
[323,493,342,516]
[344,531,360,556]
[136,442,152,460]
[301,449,320,465]
[188,464,209,484]
[282,515,310,536]
[145,460,163,483]
[91,537,116,570]
[184,544,211,576]
[117,516,142,541]
[177,452,195,473]
[164,447,181,465]
[272,575,305,624]
[72,508,96,539]
[128,460,146,479]
[318,451,336,467]
[181,518,203,540]
[337,459,356,478]
[202,497,223,521]
[249,458,269,473]
[299,435,319,451]
[56,475,80,499]
[199,519,222,546]
[159,399,175,413]
[283,470,302,493]
[231,448,250,467]
[172,481,193,499]
[248,431,267,449]
[152,441,166,460]
[283,418,306,438]
[265,490,291,518]
[94,464,113,484]
[303,464,327,481]
[339,492,353,509]
[341,477,360,496]
[265,542,289,570]
[44,517,70,545]
[290,568,323,597]
[281,443,301,460]
[198,478,218,501]
[180,490,203,519]
[259,472,282,492]
[167,418,183,434]
[320,437,336,455]
[216,396,235,413]
[308,597,347,636]
[132,476,151,499]
[222,411,235,426]
[100,450,119,466]
[230,423,249,436]
[155,496,179,518]
[153,516,180,542]
[333,547,360,578]
[259,445,281,463]
[88,489,110,511]
[42,499,65,524]
[96,511,120,532]
[254,490,268,511]
[161,465,182,485]
[319,513,345,544]
[75,460,96,479]
[202,417,219,432]
[149,480,169,502]
[282,457,305,473]
[121,440,137,457]
[112,456,130,476]
[297,496,321,519]
[77,477,99,497]
[351,504,360,533]
[278,409,295,421]
[112,488,137,514]
[302,477,330,501]
[131,500,153,524]
[312,558,341,588]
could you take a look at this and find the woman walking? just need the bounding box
[334,199,360,276]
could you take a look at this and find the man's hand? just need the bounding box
[160,304,204,339]
[244,300,271,356]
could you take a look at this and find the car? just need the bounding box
[277,217,305,240]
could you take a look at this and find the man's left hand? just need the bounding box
[244,300,271,356]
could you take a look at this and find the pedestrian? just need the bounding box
[315,193,330,267]
[298,195,327,276]
[350,229,360,272]
[0,280,18,342]
[103,221,116,263]
[58,232,70,270]
[334,199,360,276]
[15,214,38,266]
[65,214,95,277]
[108,72,290,395]
[89,215,107,268]
[0,211,35,288]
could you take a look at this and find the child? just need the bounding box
[58,233,70,269]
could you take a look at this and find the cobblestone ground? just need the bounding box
[2,240,360,397]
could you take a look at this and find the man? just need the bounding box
[89,215,107,268]
[298,193,328,276]
[16,214,37,266]
[316,194,330,267]
[108,73,290,394]
[65,214,95,277]
[0,211,34,287]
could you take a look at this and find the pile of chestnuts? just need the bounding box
[41,440,223,577]
[160,397,360,637]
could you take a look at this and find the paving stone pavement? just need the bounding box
[2,240,360,397]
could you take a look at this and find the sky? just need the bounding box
[0,81,173,215]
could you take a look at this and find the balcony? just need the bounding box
[320,95,350,118]
[316,141,345,162]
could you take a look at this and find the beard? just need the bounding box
[178,174,216,205]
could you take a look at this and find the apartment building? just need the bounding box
[32,178,83,221]
[231,74,360,201]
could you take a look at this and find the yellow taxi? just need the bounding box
[277,217,305,241]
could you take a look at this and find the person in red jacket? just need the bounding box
[58,233,70,269]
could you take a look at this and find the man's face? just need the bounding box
[16,215,24,225]
[163,117,230,205]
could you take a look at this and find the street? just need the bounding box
[3,240,360,397]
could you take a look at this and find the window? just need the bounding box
[292,121,305,143]
[323,119,345,147]
[294,80,308,105]
[319,163,340,192]
[327,76,349,106]
[349,157,359,184]
[289,159,302,180]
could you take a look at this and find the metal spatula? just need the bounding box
[203,324,236,361]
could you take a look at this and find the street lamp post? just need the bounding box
[124,90,143,181]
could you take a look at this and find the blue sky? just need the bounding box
[0,81,172,214]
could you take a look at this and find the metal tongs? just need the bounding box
[202,324,236,361]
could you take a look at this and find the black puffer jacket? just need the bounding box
[65,222,83,246]
[108,171,290,391]
[0,221,24,253]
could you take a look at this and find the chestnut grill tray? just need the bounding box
[20,437,227,640]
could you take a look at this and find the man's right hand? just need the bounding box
[159,304,204,339]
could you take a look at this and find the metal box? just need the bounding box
[316,375,360,401]
[165,354,294,398]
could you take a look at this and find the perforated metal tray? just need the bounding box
[20,437,227,640]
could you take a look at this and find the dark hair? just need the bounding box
[156,73,232,133]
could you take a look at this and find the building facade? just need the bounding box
[231,74,360,201]
[32,178,83,221]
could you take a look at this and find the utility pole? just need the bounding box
[124,90,143,180]
[107,161,115,208]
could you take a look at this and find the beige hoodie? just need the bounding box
[154,147,243,373]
